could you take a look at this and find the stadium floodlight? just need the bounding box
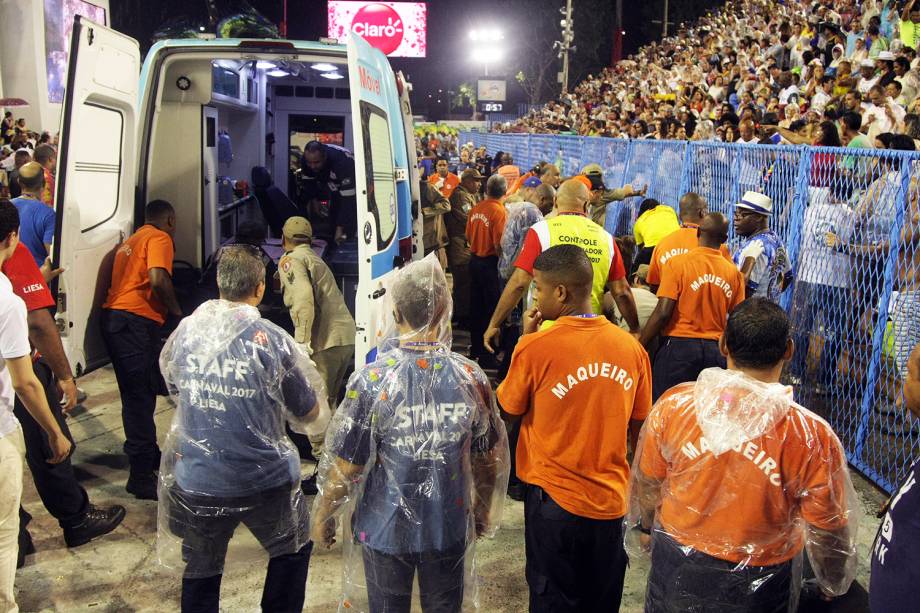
[469,28,505,75]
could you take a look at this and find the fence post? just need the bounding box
[677,141,694,198]
[780,147,814,313]
[851,157,912,488]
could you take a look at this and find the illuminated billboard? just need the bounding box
[477,79,506,102]
[328,2,427,58]
[45,0,107,104]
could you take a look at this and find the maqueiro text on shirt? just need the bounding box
[550,362,634,399]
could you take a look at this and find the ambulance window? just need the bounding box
[71,104,123,232]
[360,102,397,248]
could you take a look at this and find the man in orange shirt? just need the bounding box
[630,298,859,611]
[427,157,460,199]
[498,244,652,612]
[465,174,507,368]
[101,200,183,500]
[640,213,745,399]
[646,192,731,291]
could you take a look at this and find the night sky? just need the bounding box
[109,1,723,118]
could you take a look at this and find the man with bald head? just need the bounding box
[539,163,561,188]
[646,192,731,292]
[485,178,638,353]
[11,162,55,267]
[639,213,746,399]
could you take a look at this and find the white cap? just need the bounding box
[861,58,876,68]
[877,51,896,62]
[737,191,773,216]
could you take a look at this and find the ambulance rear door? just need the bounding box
[396,70,424,259]
[52,16,140,375]
[346,34,403,364]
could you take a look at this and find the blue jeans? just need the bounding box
[790,282,848,387]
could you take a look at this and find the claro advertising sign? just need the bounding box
[328,2,427,58]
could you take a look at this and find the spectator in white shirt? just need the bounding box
[864,84,906,139]
[857,58,881,94]
[0,199,71,612]
[895,56,920,103]
[810,76,835,115]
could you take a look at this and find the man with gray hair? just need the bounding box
[157,246,330,612]
[465,174,508,368]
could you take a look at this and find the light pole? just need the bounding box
[662,0,669,38]
[555,0,575,95]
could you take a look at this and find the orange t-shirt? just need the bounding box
[497,316,652,519]
[428,172,460,199]
[507,171,534,195]
[497,164,522,187]
[639,384,850,566]
[465,198,506,257]
[657,247,745,340]
[646,225,732,286]
[102,225,174,324]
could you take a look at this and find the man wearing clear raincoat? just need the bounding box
[156,246,331,613]
[310,254,510,612]
[628,297,860,612]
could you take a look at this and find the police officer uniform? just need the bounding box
[446,170,481,324]
[279,217,356,447]
[299,143,358,241]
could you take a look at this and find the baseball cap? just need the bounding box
[282,216,313,240]
[580,163,604,176]
[877,51,896,62]
[634,264,650,282]
[573,175,593,191]
[736,191,773,216]
[523,176,542,188]
[860,58,876,68]
[460,168,484,181]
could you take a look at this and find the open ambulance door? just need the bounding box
[347,34,405,364]
[52,16,140,376]
[396,70,424,259]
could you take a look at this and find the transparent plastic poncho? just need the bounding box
[312,254,510,612]
[627,367,860,612]
[156,299,330,578]
[499,200,543,280]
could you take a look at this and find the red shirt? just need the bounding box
[2,243,54,312]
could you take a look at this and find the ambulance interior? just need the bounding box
[141,52,361,321]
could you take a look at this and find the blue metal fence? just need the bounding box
[461,132,920,495]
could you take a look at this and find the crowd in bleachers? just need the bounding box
[500,0,920,148]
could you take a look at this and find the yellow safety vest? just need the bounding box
[530,213,616,315]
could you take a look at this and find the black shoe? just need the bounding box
[17,532,35,569]
[126,472,158,500]
[63,505,127,548]
[301,474,318,496]
[507,483,526,502]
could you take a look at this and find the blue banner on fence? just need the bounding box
[460,131,920,495]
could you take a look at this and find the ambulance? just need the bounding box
[51,16,422,377]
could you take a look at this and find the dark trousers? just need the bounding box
[101,309,162,473]
[169,485,310,613]
[362,544,466,613]
[14,358,88,531]
[524,485,627,612]
[652,337,725,401]
[646,532,794,613]
[506,419,522,488]
[633,245,655,274]
[498,306,522,380]
[468,255,500,360]
[790,282,847,388]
